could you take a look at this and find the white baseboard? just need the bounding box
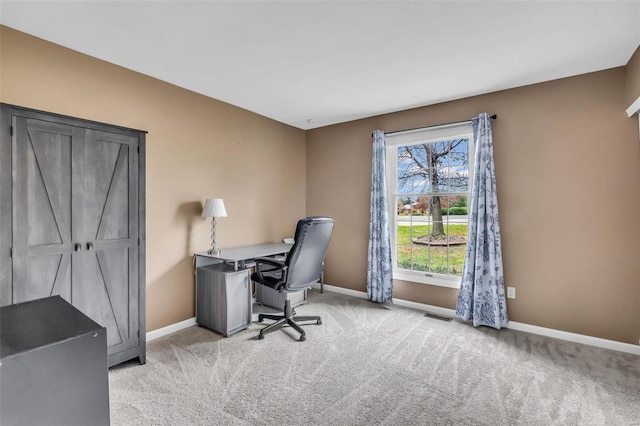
[312,283,640,356]
[146,285,639,355]
[505,321,640,355]
[146,317,197,342]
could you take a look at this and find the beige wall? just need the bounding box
[625,45,640,342]
[0,26,307,331]
[2,25,639,345]
[307,67,640,345]
[625,45,640,107]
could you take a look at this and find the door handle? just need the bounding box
[74,243,81,252]
[87,242,94,251]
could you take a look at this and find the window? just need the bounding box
[385,122,474,288]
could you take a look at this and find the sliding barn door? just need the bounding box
[12,117,140,361]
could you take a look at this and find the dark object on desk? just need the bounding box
[252,216,335,341]
[0,296,110,426]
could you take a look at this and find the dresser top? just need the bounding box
[1,295,103,359]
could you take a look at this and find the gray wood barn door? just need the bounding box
[73,129,139,357]
[12,117,78,304]
[12,117,139,359]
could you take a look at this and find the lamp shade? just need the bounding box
[201,198,227,218]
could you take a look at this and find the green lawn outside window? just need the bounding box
[396,224,468,276]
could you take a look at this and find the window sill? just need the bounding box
[393,270,461,289]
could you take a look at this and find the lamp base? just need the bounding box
[208,248,221,256]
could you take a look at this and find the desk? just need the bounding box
[194,243,294,332]
[194,242,293,271]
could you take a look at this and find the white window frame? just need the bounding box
[385,122,474,288]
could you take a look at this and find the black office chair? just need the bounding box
[252,217,334,341]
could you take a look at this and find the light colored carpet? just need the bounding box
[109,290,640,425]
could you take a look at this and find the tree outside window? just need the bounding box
[387,131,473,286]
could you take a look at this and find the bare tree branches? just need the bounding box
[396,138,469,237]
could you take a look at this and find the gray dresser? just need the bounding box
[0,296,110,426]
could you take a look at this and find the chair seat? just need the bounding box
[250,271,283,290]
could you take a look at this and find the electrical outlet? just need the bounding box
[507,287,516,299]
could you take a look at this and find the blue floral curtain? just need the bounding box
[367,130,393,303]
[456,113,508,328]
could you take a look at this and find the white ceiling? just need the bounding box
[1,1,639,130]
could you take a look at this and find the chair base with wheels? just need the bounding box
[257,295,321,342]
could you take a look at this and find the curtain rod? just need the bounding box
[374,114,497,137]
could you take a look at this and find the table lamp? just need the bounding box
[201,198,227,256]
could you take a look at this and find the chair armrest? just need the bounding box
[254,257,285,269]
[254,257,288,286]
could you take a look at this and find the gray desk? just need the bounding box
[194,242,293,271]
[194,243,294,328]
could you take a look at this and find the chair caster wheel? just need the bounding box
[299,335,306,342]
[258,334,264,340]
[258,318,264,323]
[317,320,322,325]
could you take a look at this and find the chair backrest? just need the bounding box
[284,217,334,291]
